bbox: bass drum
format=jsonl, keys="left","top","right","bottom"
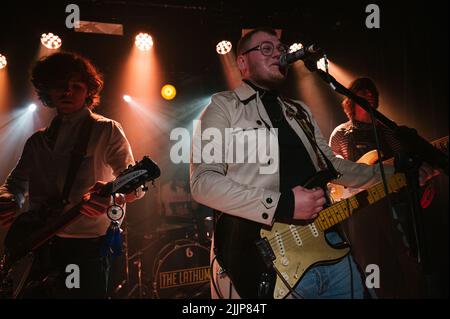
{"left": 152, "top": 240, "right": 211, "bottom": 299}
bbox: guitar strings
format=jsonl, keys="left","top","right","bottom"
{"left": 266, "top": 178, "right": 398, "bottom": 247}
{"left": 266, "top": 185, "right": 386, "bottom": 251}
{"left": 266, "top": 197, "right": 355, "bottom": 246}
{"left": 266, "top": 198, "right": 357, "bottom": 252}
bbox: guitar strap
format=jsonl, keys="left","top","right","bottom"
{"left": 60, "top": 114, "right": 95, "bottom": 206}
{"left": 282, "top": 97, "right": 340, "bottom": 179}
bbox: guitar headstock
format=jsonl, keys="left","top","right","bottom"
{"left": 104, "top": 156, "right": 161, "bottom": 195}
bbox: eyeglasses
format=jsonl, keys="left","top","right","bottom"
{"left": 242, "top": 41, "right": 289, "bottom": 56}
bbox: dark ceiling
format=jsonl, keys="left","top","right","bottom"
{"left": 1, "top": 0, "right": 448, "bottom": 140}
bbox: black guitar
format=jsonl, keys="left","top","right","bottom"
{"left": 0, "top": 156, "right": 160, "bottom": 299}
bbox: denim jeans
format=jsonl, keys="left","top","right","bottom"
{"left": 292, "top": 231, "right": 364, "bottom": 299}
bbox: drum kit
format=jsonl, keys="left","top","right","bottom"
{"left": 113, "top": 215, "right": 214, "bottom": 299}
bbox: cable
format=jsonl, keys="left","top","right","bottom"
{"left": 272, "top": 266, "right": 304, "bottom": 299}
{"left": 210, "top": 255, "right": 224, "bottom": 299}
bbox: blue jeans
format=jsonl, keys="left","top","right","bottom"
{"left": 293, "top": 232, "right": 364, "bottom": 299}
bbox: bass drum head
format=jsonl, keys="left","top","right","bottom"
{"left": 152, "top": 239, "right": 210, "bottom": 299}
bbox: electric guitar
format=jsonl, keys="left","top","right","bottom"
{"left": 0, "top": 156, "right": 160, "bottom": 299}
{"left": 214, "top": 171, "right": 415, "bottom": 299}
{"left": 215, "top": 136, "right": 448, "bottom": 299}
{"left": 329, "top": 135, "right": 448, "bottom": 201}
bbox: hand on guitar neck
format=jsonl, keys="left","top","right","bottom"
{"left": 80, "top": 181, "right": 138, "bottom": 218}
{"left": 418, "top": 162, "right": 440, "bottom": 187}
{"left": 80, "top": 181, "right": 113, "bottom": 218}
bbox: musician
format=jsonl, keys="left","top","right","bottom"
{"left": 328, "top": 77, "right": 425, "bottom": 297}
{"left": 0, "top": 52, "right": 143, "bottom": 298}
{"left": 190, "top": 28, "right": 437, "bottom": 299}
{"left": 329, "top": 77, "right": 404, "bottom": 162}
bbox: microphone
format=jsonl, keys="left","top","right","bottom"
{"left": 279, "top": 44, "right": 322, "bottom": 67}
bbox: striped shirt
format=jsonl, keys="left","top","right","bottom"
{"left": 329, "top": 120, "right": 404, "bottom": 162}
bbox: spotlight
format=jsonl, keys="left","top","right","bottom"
{"left": 41, "top": 33, "right": 62, "bottom": 50}
{"left": 28, "top": 103, "right": 37, "bottom": 112}
{"left": 123, "top": 95, "right": 132, "bottom": 103}
{"left": 0, "top": 54, "right": 6, "bottom": 69}
{"left": 316, "top": 56, "right": 328, "bottom": 72}
{"left": 289, "top": 43, "right": 303, "bottom": 53}
{"left": 216, "top": 40, "right": 232, "bottom": 55}
{"left": 161, "top": 84, "right": 176, "bottom": 100}
{"left": 135, "top": 33, "right": 153, "bottom": 51}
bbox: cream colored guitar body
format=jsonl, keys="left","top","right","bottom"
{"left": 261, "top": 222, "right": 350, "bottom": 299}
{"left": 259, "top": 173, "right": 409, "bottom": 299}
{"left": 329, "top": 150, "right": 378, "bottom": 201}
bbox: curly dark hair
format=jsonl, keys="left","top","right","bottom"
{"left": 31, "top": 52, "right": 103, "bottom": 109}
{"left": 342, "top": 77, "right": 379, "bottom": 121}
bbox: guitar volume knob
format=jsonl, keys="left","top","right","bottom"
{"left": 281, "top": 257, "right": 289, "bottom": 266}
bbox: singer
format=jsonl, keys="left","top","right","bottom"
{"left": 189, "top": 27, "right": 437, "bottom": 299}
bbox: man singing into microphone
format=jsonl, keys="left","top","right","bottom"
{"left": 190, "top": 28, "right": 436, "bottom": 299}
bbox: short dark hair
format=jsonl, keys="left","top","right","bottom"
{"left": 31, "top": 52, "right": 104, "bottom": 109}
{"left": 342, "top": 77, "right": 379, "bottom": 121}
{"left": 236, "top": 27, "right": 278, "bottom": 56}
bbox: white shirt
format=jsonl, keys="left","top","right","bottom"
{"left": 0, "top": 108, "right": 135, "bottom": 238}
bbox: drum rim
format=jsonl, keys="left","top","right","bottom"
{"left": 152, "top": 239, "right": 210, "bottom": 299}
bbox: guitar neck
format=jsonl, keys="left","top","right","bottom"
{"left": 315, "top": 173, "right": 407, "bottom": 231}
{"left": 383, "top": 136, "right": 448, "bottom": 166}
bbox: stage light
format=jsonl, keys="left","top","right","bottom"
{"left": 289, "top": 43, "right": 303, "bottom": 53}
{"left": 0, "top": 54, "right": 7, "bottom": 69}
{"left": 123, "top": 95, "right": 132, "bottom": 103}
{"left": 40, "top": 33, "right": 62, "bottom": 50}
{"left": 28, "top": 103, "right": 37, "bottom": 112}
{"left": 135, "top": 33, "right": 153, "bottom": 51}
{"left": 317, "top": 57, "right": 328, "bottom": 72}
{"left": 161, "top": 84, "right": 176, "bottom": 100}
{"left": 216, "top": 40, "right": 232, "bottom": 55}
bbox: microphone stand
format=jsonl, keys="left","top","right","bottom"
{"left": 309, "top": 64, "right": 449, "bottom": 175}
{"left": 307, "top": 60, "right": 449, "bottom": 294}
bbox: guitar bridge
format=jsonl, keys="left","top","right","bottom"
{"left": 255, "top": 237, "right": 276, "bottom": 270}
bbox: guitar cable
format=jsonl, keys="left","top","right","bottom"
{"left": 210, "top": 255, "right": 225, "bottom": 299}
{"left": 272, "top": 265, "right": 304, "bottom": 299}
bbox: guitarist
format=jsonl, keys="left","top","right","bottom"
{"left": 328, "top": 77, "right": 438, "bottom": 298}
{"left": 0, "top": 52, "right": 144, "bottom": 298}
{"left": 190, "top": 28, "right": 438, "bottom": 299}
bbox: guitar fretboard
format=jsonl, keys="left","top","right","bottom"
{"left": 315, "top": 173, "right": 407, "bottom": 231}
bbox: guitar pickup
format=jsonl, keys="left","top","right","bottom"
{"left": 255, "top": 237, "right": 276, "bottom": 270}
